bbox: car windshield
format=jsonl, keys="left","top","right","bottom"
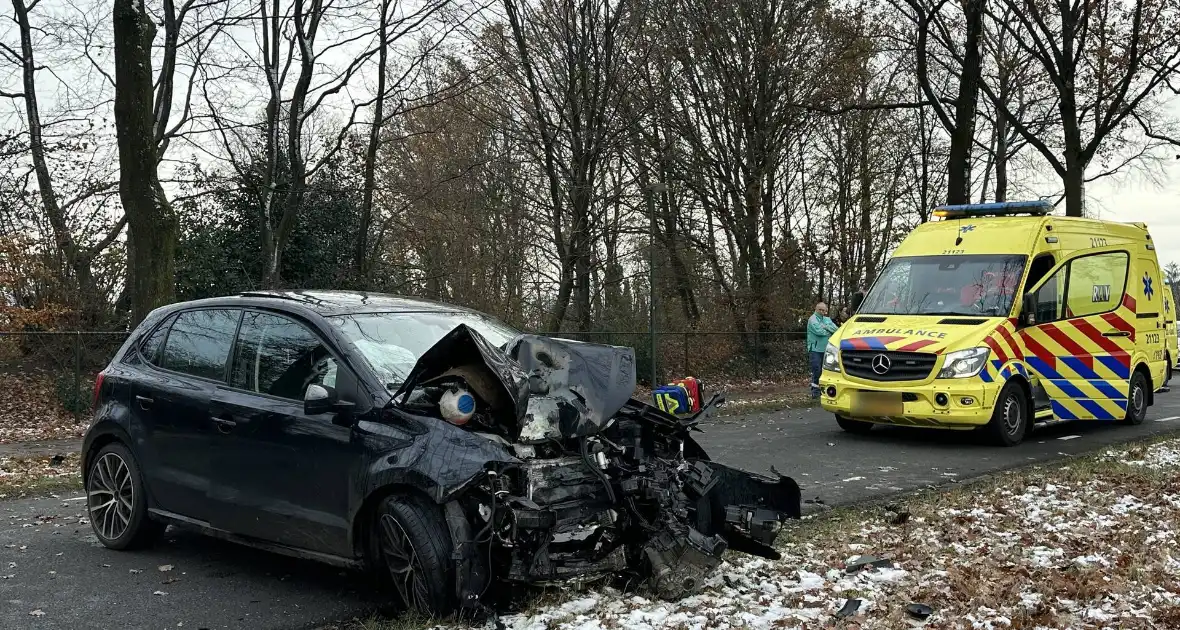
{"left": 859, "top": 254, "right": 1028, "bottom": 317}
{"left": 327, "top": 310, "right": 520, "bottom": 387}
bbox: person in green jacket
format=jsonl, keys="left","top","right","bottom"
{"left": 807, "top": 302, "right": 839, "bottom": 398}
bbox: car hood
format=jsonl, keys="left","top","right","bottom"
{"left": 835, "top": 314, "right": 1007, "bottom": 355}
{"left": 391, "top": 325, "right": 638, "bottom": 442}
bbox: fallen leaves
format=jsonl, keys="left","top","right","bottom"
{"left": 0, "top": 452, "right": 81, "bottom": 498}
{"left": 0, "top": 370, "right": 91, "bottom": 444}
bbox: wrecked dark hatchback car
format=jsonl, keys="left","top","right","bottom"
{"left": 83, "top": 291, "right": 800, "bottom": 616}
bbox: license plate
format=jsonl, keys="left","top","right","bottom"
{"left": 852, "top": 391, "right": 903, "bottom": 417}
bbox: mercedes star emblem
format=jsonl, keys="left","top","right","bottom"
{"left": 871, "top": 354, "right": 891, "bottom": 375}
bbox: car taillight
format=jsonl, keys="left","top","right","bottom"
{"left": 92, "top": 371, "right": 106, "bottom": 409}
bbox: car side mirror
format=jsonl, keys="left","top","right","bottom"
{"left": 1021, "top": 292, "right": 1037, "bottom": 326}
{"left": 305, "top": 384, "right": 355, "bottom": 425}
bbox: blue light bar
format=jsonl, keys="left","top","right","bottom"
{"left": 933, "top": 200, "right": 1052, "bottom": 218}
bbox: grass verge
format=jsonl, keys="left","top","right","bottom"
{"left": 0, "top": 452, "right": 82, "bottom": 499}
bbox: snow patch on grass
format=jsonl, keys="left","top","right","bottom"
{"left": 413, "top": 437, "right": 1180, "bottom": 630}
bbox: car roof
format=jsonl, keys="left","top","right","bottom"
{"left": 155, "top": 290, "right": 488, "bottom": 318}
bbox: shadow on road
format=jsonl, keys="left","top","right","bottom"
{"left": 144, "top": 527, "right": 394, "bottom": 623}
{"left": 835, "top": 417, "right": 1135, "bottom": 449}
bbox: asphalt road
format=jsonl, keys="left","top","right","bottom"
{"left": 5, "top": 397, "right": 1180, "bottom": 629}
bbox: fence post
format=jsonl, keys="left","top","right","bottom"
{"left": 754, "top": 331, "right": 761, "bottom": 381}
{"left": 73, "top": 331, "right": 82, "bottom": 424}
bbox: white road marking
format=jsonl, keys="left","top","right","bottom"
{"left": 1058, "top": 435, "right": 1081, "bottom": 441}
{"left": 1154, "top": 416, "right": 1180, "bottom": 422}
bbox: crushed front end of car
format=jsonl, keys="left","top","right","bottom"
{"left": 389, "top": 325, "right": 802, "bottom": 614}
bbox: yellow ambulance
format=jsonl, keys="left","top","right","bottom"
{"left": 819, "top": 200, "right": 1168, "bottom": 446}
{"left": 1165, "top": 278, "right": 1177, "bottom": 385}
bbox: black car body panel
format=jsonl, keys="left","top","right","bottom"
{"left": 82, "top": 291, "right": 801, "bottom": 616}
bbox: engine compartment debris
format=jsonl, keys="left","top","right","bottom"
{"left": 388, "top": 325, "right": 802, "bottom": 614}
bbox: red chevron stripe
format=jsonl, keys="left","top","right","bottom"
{"left": 984, "top": 335, "right": 1009, "bottom": 363}
{"left": 1123, "top": 294, "right": 1137, "bottom": 313}
{"left": 1072, "top": 318, "right": 1127, "bottom": 356}
{"left": 896, "top": 339, "right": 938, "bottom": 352}
{"left": 1020, "top": 331, "right": 1058, "bottom": 365}
{"left": 845, "top": 338, "right": 871, "bottom": 350}
{"left": 995, "top": 324, "right": 1025, "bottom": 360}
{"left": 981, "top": 337, "right": 1010, "bottom": 363}
{"left": 1101, "top": 312, "right": 1136, "bottom": 341}
{"left": 1042, "top": 323, "right": 1092, "bottom": 367}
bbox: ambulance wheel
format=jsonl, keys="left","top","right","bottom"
{"left": 835, "top": 415, "right": 874, "bottom": 434}
{"left": 1123, "top": 371, "right": 1149, "bottom": 426}
{"left": 984, "top": 382, "right": 1027, "bottom": 447}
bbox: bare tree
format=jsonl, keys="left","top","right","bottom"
{"left": 983, "top": 0, "right": 1180, "bottom": 216}
{"left": 900, "top": 0, "right": 987, "bottom": 206}
{"left": 498, "top": 0, "right": 644, "bottom": 332}
{"left": 113, "top": 0, "right": 177, "bottom": 323}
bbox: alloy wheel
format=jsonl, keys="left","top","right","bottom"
{"left": 378, "top": 513, "right": 430, "bottom": 613}
{"left": 88, "top": 452, "right": 134, "bottom": 541}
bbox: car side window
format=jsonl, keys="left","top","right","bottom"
{"left": 159, "top": 309, "right": 241, "bottom": 381}
{"left": 1065, "top": 252, "right": 1128, "bottom": 319}
{"left": 230, "top": 312, "right": 337, "bottom": 401}
{"left": 139, "top": 315, "right": 175, "bottom": 365}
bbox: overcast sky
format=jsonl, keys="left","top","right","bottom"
{"left": 1088, "top": 157, "right": 1180, "bottom": 270}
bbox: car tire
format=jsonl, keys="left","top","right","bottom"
{"left": 1123, "top": 371, "right": 1149, "bottom": 425}
{"left": 835, "top": 415, "right": 874, "bottom": 434}
{"left": 86, "top": 442, "right": 163, "bottom": 550}
{"left": 984, "top": 382, "right": 1027, "bottom": 447}
{"left": 370, "top": 494, "right": 456, "bottom": 617}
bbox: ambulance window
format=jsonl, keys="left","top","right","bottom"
{"left": 1025, "top": 254, "right": 1055, "bottom": 291}
{"left": 1030, "top": 269, "right": 1063, "bottom": 323}
{"left": 1064, "top": 252, "right": 1128, "bottom": 318}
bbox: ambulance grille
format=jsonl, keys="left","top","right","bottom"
{"left": 841, "top": 350, "right": 937, "bottom": 382}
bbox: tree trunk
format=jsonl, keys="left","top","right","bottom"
{"left": 354, "top": 0, "right": 390, "bottom": 282}
{"left": 995, "top": 110, "right": 1009, "bottom": 201}
{"left": 1063, "top": 154, "right": 1086, "bottom": 217}
{"left": 114, "top": 0, "right": 177, "bottom": 325}
{"left": 945, "top": 0, "right": 985, "bottom": 205}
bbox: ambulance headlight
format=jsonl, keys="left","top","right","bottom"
{"left": 937, "top": 347, "right": 990, "bottom": 379}
{"left": 822, "top": 342, "right": 840, "bottom": 372}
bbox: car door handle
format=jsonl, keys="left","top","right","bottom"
{"left": 1103, "top": 330, "right": 1130, "bottom": 337}
{"left": 135, "top": 395, "right": 153, "bottom": 409}
{"left": 211, "top": 416, "right": 237, "bottom": 432}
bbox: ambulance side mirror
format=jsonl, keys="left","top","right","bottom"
{"left": 1020, "top": 293, "right": 1037, "bottom": 327}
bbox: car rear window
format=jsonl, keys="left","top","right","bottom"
{"left": 160, "top": 309, "right": 241, "bottom": 381}
{"left": 138, "top": 315, "right": 174, "bottom": 365}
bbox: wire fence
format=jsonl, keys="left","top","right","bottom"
{"left": 0, "top": 329, "right": 812, "bottom": 425}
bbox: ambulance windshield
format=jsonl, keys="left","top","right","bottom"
{"left": 859, "top": 254, "right": 1027, "bottom": 317}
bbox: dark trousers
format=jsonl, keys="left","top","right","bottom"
{"left": 809, "top": 351, "right": 823, "bottom": 397}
